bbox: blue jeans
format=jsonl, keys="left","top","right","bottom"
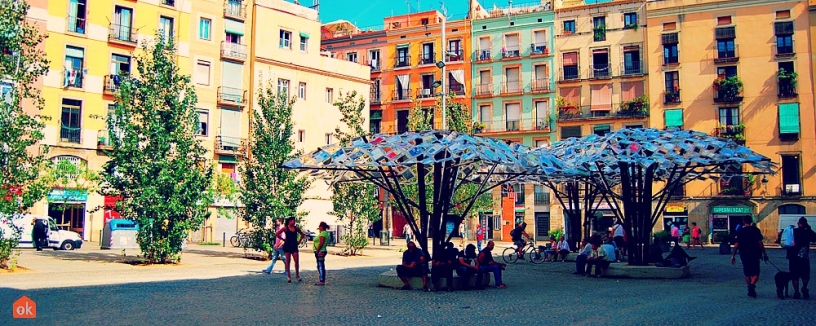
{"left": 263, "top": 248, "right": 287, "bottom": 273}
{"left": 478, "top": 265, "right": 502, "bottom": 286}
{"left": 575, "top": 254, "right": 587, "bottom": 273}
{"left": 477, "top": 240, "right": 483, "bottom": 252}
{"left": 315, "top": 252, "right": 326, "bottom": 282}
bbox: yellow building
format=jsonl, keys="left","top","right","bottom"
{"left": 36, "top": 0, "right": 192, "bottom": 241}
{"left": 251, "top": 0, "right": 371, "bottom": 231}
{"left": 646, "top": 0, "right": 816, "bottom": 240}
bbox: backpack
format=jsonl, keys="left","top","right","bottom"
{"left": 780, "top": 225, "right": 795, "bottom": 248}
{"left": 510, "top": 229, "right": 517, "bottom": 237}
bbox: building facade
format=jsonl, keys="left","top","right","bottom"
{"left": 646, "top": 0, "right": 816, "bottom": 240}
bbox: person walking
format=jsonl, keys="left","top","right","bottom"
{"left": 262, "top": 218, "right": 287, "bottom": 275}
{"left": 690, "top": 222, "right": 704, "bottom": 250}
{"left": 313, "top": 222, "right": 330, "bottom": 286}
{"left": 670, "top": 223, "right": 680, "bottom": 246}
{"left": 788, "top": 217, "right": 815, "bottom": 299}
{"left": 731, "top": 216, "right": 769, "bottom": 298}
{"left": 403, "top": 223, "right": 413, "bottom": 245}
{"left": 475, "top": 223, "right": 485, "bottom": 252}
{"left": 276, "top": 217, "right": 307, "bottom": 283}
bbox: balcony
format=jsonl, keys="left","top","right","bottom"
{"left": 448, "top": 83, "right": 465, "bottom": 96}
{"left": 103, "top": 75, "right": 124, "bottom": 94}
{"left": 530, "top": 43, "right": 549, "bottom": 57}
{"left": 558, "top": 105, "right": 647, "bottom": 122}
{"left": 97, "top": 130, "right": 113, "bottom": 150}
{"left": 393, "top": 88, "right": 411, "bottom": 101}
{"left": 663, "top": 91, "right": 681, "bottom": 105}
{"left": 475, "top": 84, "right": 494, "bottom": 98}
{"left": 224, "top": 1, "right": 247, "bottom": 20}
{"left": 221, "top": 41, "right": 247, "bottom": 62}
{"left": 217, "top": 86, "right": 247, "bottom": 107}
{"left": 108, "top": 23, "right": 138, "bottom": 46}
{"left": 590, "top": 64, "right": 611, "bottom": 79}
{"left": 774, "top": 40, "right": 795, "bottom": 58}
{"left": 713, "top": 76, "right": 743, "bottom": 103}
{"left": 215, "top": 135, "right": 247, "bottom": 156}
{"left": 662, "top": 55, "right": 679, "bottom": 67}
{"left": 475, "top": 50, "right": 492, "bottom": 63}
{"left": 474, "top": 118, "right": 550, "bottom": 134}
{"left": 713, "top": 44, "right": 739, "bottom": 64}
{"left": 593, "top": 26, "right": 607, "bottom": 42}
{"left": 714, "top": 125, "right": 745, "bottom": 145}
{"left": 416, "top": 88, "right": 434, "bottom": 99}
{"left": 446, "top": 49, "right": 464, "bottom": 62}
{"left": 530, "top": 79, "right": 551, "bottom": 93}
{"left": 394, "top": 57, "right": 411, "bottom": 69}
{"left": 370, "top": 90, "right": 381, "bottom": 104}
{"left": 501, "top": 81, "right": 523, "bottom": 95}
{"left": 501, "top": 46, "right": 520, "bottom": 59}
{"left": 60, "top": 125, "right": 81, "bottom": 144}
{"left": 718, "top": 176, "right": 750, "bottom": 196}
{"left": 559, "top": 67, "right": 580, "bottom": 82}
{"left": 369, "top": 59, "right": 381, "bottom": 71}
{"left": 534, "top": 192, "right": 550, "bottom": 205}
{"left": 418, "top": 52, "right": 436, "bottom": 65}
{"left": 777, "top": 70, "right": 797, "bottom": 98}
{"left": 66, "top": 16, "right": 86, "bottom": 34}
{"left": 621, "top": 62, "right": 643, "bottom": 76}
{"left": 61, "top": 69, "right": 84, "bottom": 89}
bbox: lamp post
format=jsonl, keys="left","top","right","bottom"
{"left": 439, "top": 2, "right": 447, "bottom": 130}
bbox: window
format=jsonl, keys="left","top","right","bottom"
{"left": 396, "top": 46, "right": 409, "bottom": 67}
{"left": 778, "top": 61, "right": 796, "bottom": 97}
{"left": 664, "top": 109, "right": 683, "bottom": 129}
{"left": 325, "top": 133, "right": 333, "bottom": 145}
{"left": 561, "top": 126, "right": 581, "bottom": 140}
{"left": 664, "top": 71, "right": 680, "bottom": 103}
{"left": 593, "top": 124, "right": 611, "bottom": 136}
{"left": 370, "top": 111, "right": 381, "bottom": 134}
{"left": 563, "top": 20, "right": 575, "bottom": 34}
{"left": 778, "top": 204, "right": 805, "bottom": 214}
{"left": 110, "top": 54, "right": 131, "bottom": 76}
{"left": 396, "top": 110, "right": 409, "bottom": 133}
{"left": 717, "top": 16, "right": 732, "bottom": 26}
{"left": 532, "top": 31, "right": 547, "bottom": 54}
{"left": 778, "top": 103, "right": 800, "bottom": 135}
{"left": 562, "top": 52, "right": 579, "bottom": 80}
{"left": 593, "top": 17, "right": 606, "bottom": 42}
{"left": 298, "top": 82, "right": 306, "bottom": 99}
{"left": 776, "top": 34, "right": 793, "bottom": 56}
{"left": 195, "top": 60, "right": 210, "bottom": 86}
{"left": 534, "top": 140, "right": 549, "bottom": 148}
{"left": 662, "top": 33, "right": 679, "bottom": 65}
{"left": 297, "top": 130, "right": 305, "bottom": 143}
{"left": 112, "top": 6, "right": 133, "bottom": 42}
{"left": 225, "top": 32, "right": 242, "bottom": 44}
{"left": 718, "top": 107, "right": 739, "bottom": 126}
{"left": 159, "top": 16, "right": 174, "bottom": 43}
{"left": 478, "top": 37, "right": 490, "bottom": 60}
{"left": 624, "top": 13, "right": 638, "bottom": 29}
{"left": 197, "top": 111, "right": 209, "bottom": 136}
{"left": 448, "top": 39, "right": 462, "bottom": 61}
{"left": 199, "top": 18, "right": 211, "bottom": 40}
{"left": 781, "top": 155, "right": 801, "bottom": 195}
{"left": 106, "top": 104, "right": 122, "bottom": 142}
{"left": 716, "top": 39, "right": 736, "bottom": 61}
{"left": 369, "top": 49, "right": 381, "bottom": 69}
{"left": 502, "top": 34, "right": 519, "bottom": 58}
{"left": 325, "top": 88, "right": 333, "bottom": 103}
{"left": 346, "top": 52, "right": 358, "bottom": 63}
{"left": 64, "top": 46, "right": 84, "bottom": 88}
{"left": 67, "top": 0, "right": 87, "bottom": 34}
{"left": 505, "top": 103, "right": 520, "bottom": 131}
{"left": 421, "top": 42, "right": 435, "bottom": 64}
{"left": 300, "top": 34, "right": 308, "bottom": 51}
{"left": 0, "top": 81, "right": 12, "bottom": 105}
{"left": 61, "top": 99, "right": 82, "bottom": 143}
{"left": 279, "top": 30, "right": 292, "bottom": 49}
{"left": 623, "top": 45, "right": 641, "bottom": 75}
{"left": 277, "top": 79, "right": 290, "bottom": 97}
{"left": 716, "top": 66, "right": 737, "bottom": 78}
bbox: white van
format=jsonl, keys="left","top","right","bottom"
{"left": 1, "top": 214, "right": 84, "bottom": 250}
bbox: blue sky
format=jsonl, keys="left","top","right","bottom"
{"left": 307, "top": 0, "right": 472, "bottom": 28}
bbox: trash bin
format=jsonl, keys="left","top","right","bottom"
{"left": 380, "top": 230, "right": 390, "bottom": 246}
{"left": 327, "top": 230, "right": 337, "bottom": 246}
{"left": 101, "top": 219, "right": 139, "bottom": 249}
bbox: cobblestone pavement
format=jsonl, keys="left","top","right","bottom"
{"left": 0, "top": 243, "right": 813, "bottom": 325}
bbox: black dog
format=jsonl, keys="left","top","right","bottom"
{"left": 775, "top": 270, "right": 792, "bottom": 300}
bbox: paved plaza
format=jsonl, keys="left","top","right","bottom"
{"left": 0, "top": 243, "right": 813, "bottom": 325}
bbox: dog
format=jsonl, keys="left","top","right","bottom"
{"left": 774, "top": 270, "right": 792, "bottom": 300}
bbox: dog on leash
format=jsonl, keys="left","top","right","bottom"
{"left": 775, "top": 270, "right": 792, "bottom": 300}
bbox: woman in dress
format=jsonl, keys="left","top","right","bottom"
{"left": 276, "top": 217, "right": 307, "bottom": 283}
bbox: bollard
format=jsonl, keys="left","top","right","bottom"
{"left": 223, "top": 232, "right": 226, "bottom": 247}
{"left": 98, "top": 230, "right": 102, "bottom": 248}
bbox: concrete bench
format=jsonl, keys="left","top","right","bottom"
{"left": 378, "top": 269, "right": 490, "bottom": 290}
{"left": 603, "top": 263, "right": 690, "bottom": 279}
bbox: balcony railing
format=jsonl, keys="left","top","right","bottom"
{"left": 215, "top": 135, "right": 247, "bottom": 156}
{"left": 719, "top": 176, "right": 749, "bottom": 196}
{"left": 66, "top": 16, "right": 86, "bottom": 34}
{"left": 775, "top": 40, "right": 795, "bottom": 58}
{"left": 369, "top": 59, "right": 381, "bottom": 71}
{"left": 419, "top": 52, "right": 435, "bottom": 65}
{"left": 621, "top": 62, "right": 643, "bottom": 76}
{"left": 393, "top": 88, "right": 411, "bottom": 101}
{"left": 60, "top": 125, "right": 81, "bottom": 144}
{"left": 475, "top": 50, "right": 491, "bottom": 62}
{"left": 217, "top": 86, "right": 247, "bottom": 107}
{"left": 530, "top": 43, "right": 549, "bottom": 56}
{"left": 778, "top": 78, "right": 797, "bottom": 98}
{"left": 714, "top": 44, "right": 739, "bottom": 64}
{"left": 395, "top": 57, "right": 411, "bottom": 68}
{"left": 370, "top": 90, "right": 381, "bottom": 104}
{"left": 475, "top": 84, "right": 494, "bottom": 97}
{"left": 715, "top": 125, "right": 745, "bottom": 145}
{"left": 448, "top": 83, "right": 465, "bottom": 96}
{"left": 559, "top": 66, "right": 580, "bottom": 82}
{"left": 663, "top": 91, "right": 681, "bottom": 104}
{"left": 530, "top": 79, "right": 551, "bottom": 93}
{"left": 713, "top": 89, "right": 743, "bottom": 103}
{"left": 534, "top": 192, "right": 550, "bottom": 205}
{"left": 662, "top": 55, "right": 679, "bottom": 66}
{"left": 108, "top": 23, "right": 138, "bottom": 45}
{"left": 221, "top": 41, "right": 247, "bottom": 61}
{"left": 590, "top": 64, "right": 611, "bottom": 79}
{"left": 502, "top": 46, "right": 520, "bottom": 59}
{"left": 558, "top": 105, "right": 648, "bottom": 122}
{"left": 474, "top": 118, "right": 550, "bottom": 133}
{"left": 446, "top": 49, "right": 464, "bottom": 62}
{"left": 61, "top": 69, "right": 84, "bottom": 88}
{"left": 103, "top": 75, "right": 124, "bottom": 94}
{"left": 224, "top": 1, "right": 247, "bottom": 20}
{"left": 416, "top": 88, "right": 434, "bottom": 99}
{"left": 501, "top": 81, "right": 523, "bottom": 95}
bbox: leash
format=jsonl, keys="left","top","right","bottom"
{"left": 765, "top": 259, "right": 784, "bottom": 273}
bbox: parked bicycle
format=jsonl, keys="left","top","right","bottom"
{"left": 502, "top": 240, "right": 546, "bottom": 264}
{"left": 230, "top": 228, "right": 252, "bottom": 248}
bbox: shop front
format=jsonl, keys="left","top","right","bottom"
{"left": 663, "top": 204, "right": 688, "bottom": 232}
{"left": 710, "top": 205, "right": 753, "bottom": 243}
{"left": 46, "top": 189, "right": 88, "bottom": 238}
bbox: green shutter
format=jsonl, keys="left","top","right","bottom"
{"left": 299, "top": 32, "right": 310, "bottom": 38}
{"left": 225, "top": 19, "right": 244, "bottom": 36}
{"left": 779, "top": 103, "right": 800, "bottom": 134}
{"left": 664, "top": 109, "right": 683, "bottom": 128}
{"left": 593, "top": 124, "right": 611, "bottom": 132}
{"left": 370, "top": 110, "right": 382, "bottom": 120}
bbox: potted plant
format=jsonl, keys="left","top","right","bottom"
{"left": 473, "top": 122, "right": 486, "bottom": 133}
{"left": 713, "top": 76, "right": 743, "bottom": 101}
{"left": 777, "top": 68, "right": 798, "bottom": 96}
{"left": 653, "top": 230, "right": 672, "bottom": 252}
{"left": 593, "top": 25, "right": 606, "bottom": 41}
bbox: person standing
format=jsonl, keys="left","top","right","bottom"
{"left": 32, "top": 218, "right": 48, "bottom": 251}
{"left": 612, "top": 220, "right": 625, "bottom": 258}
{"left": 788, "top": 217, "right": 815, "bottom": 299}
{"left": 262, "top": 218, "right": 287, "bottom": 275}
{"left": 670, "top": 223, "right": 680, "bottom": 246}
{"left": 403, "top": 223, "right": 413, "bottom": 245}
{"left": 690, "top": 222, "right": 704, "bottom": 250}
{"left": 459, "top": 221, "right": 466, "bottom": 248}
{"left": 475, "top": 223, "right": 485, "bottom": 252}
{"left": 731, "top": 216, "right": 769, "bottom": 298}
{"left": 313, "top": 222, "right": 330, "bottom": 286}
{"left": 276, "top": 217, "right": 307, "bottom": 283}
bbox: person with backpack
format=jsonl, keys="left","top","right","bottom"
{"left": 787, "top": 217, "right": 816, "bottom": 299}
{"left": 511, "top": 222, "right": 530, "bottom": 259}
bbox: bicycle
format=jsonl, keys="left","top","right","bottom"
{"left": 502, "top": 240, "right": 546, "bottom": 264}
{"left": 229, "top": 229, "right": 252, "bottom": 248}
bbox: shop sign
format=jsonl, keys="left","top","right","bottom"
{"left": 47, "top": 189, "right": 88, "bottom": 202}
{"left": 711, "top": 206, "right": 751, "bottom": 215}
{"left": 665, "top": 205, "right": 686, "bottom": 213}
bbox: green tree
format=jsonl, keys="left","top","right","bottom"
{"left": 99, "top": 35, "right": 213, "bottom": 264}
{"left": 329, "top": 91, "right": 380, "bottom": 255}
{"left": 239, "top": 83, "right": 310, "bottom": 258}
{"left": 0, "top": 0, "right": 50, "bottom": 268}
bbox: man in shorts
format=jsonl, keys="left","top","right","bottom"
{"left": 396, "top": 241, "right": 429, "bottom": 291}
{"left": 690, "top": 222, "right": 704, "bottom": 250}
{"left": 731, "top": 216, "right": 768, "bottom": 298}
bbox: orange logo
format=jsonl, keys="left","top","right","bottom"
{"left": 13, "top": 296, "right": 36, "bottom": 319}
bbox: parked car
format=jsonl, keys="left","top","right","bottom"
{"left": 1, "top": 214, "right": 83, "bottom": 250}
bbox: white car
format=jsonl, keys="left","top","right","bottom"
{"left": 1, "top": 214, "right": 84, "bottom": 250}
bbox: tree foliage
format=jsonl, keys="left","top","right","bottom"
{"left": 328, "top": 91, "right": 380, "bottom": 255}
{"left": 0, "top": 0, "right": 50, "bottom": 268}
{"left": 100, "top": 36, "right": 212, "bottom": 264}
{"left": 41, "top": 159, "right": 101, "bottom": 222}
{"left": 239, "top": 83, "right": 310, "bottom": 258}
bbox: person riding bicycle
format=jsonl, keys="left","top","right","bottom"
{"left": 512, "top": 222, "right": 530, "bottom": 258}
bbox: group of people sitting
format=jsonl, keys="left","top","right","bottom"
{"left": 574, "top": 236, "right": 619, "bottom": 277}
{"left": 395, "top": 240, "right": 507, "bottom": 292}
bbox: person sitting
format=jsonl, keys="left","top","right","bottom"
{"left": 476, "top": 241, "right": 507, "bottom": 289}
{"left": 456, "top": 244, "right": 480, "bottom": 290}
{"left": 647, "top": 237, "right": 664, "bottom": 264}
{"left": 586, "top": 238, "right": 614, "bottom": 277}
{"left": 543, "top": 236, "right": 557, "bottom": 262}
{"left": 396, "top": 242, "right": 429, "bottom": 291}
{"left": 664, "top": 243, "right": 696, "bottom": 267}
{"left": 431, "top": 242, "right": 459, "bottom": 292}
{"left": 555, "top": 235, "right": 571, "bottom": 262}
{"left": 575, "top": 238, "right": 592, "bottom": 275}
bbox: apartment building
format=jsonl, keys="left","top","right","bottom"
{"left": 646, "top": 0, "right": 816, "bottom": 240}
{"left": 252, "top": 0, "right": 371, "bottom": 231}
{"left": 35, "top": 0, "right": 192, "bottom": 241}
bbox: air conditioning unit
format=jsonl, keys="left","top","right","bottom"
{"left": 785, "top": 184, "right": 801, "bottom": 194}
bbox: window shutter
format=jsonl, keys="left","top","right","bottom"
{"left": 664, "top": 109, "right": 683, "bottom": 128}
{"left": 778, "top": 103, "right": 800, "bottom": 134}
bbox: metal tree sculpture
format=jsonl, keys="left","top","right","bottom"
{"left": 282, "top": 130, "right": 571, "bottom": 261}
{"left": 553, "top": 128, "right": 775, "bottom": 265}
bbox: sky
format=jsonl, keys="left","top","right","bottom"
{"left": 306, "top": 0, "right": 473, "bottom": 28}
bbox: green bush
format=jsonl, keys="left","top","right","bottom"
{"left": 653, "top": 230, "right": 671, "bottom": 243}
{"left": 548, "top": 229, "right": 564, "bottom": 241}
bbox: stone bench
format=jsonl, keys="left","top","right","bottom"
{"left": 378, "top": 269, "right": 491, "bottom": 290}
{"left": 602, "top": 263, "right": 690, "bottom": 279}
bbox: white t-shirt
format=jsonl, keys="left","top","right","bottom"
{"left": 557, "top": 240, "right": 570, "bottom": 251}
{"left": 601, "top": 244, "right": 617, "bottom": 261}
{"left": 613, "top": 224, "right": 624, "bottom": 237}
{"left": 403, "top": 224, "right": 412, "bottom": 235}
